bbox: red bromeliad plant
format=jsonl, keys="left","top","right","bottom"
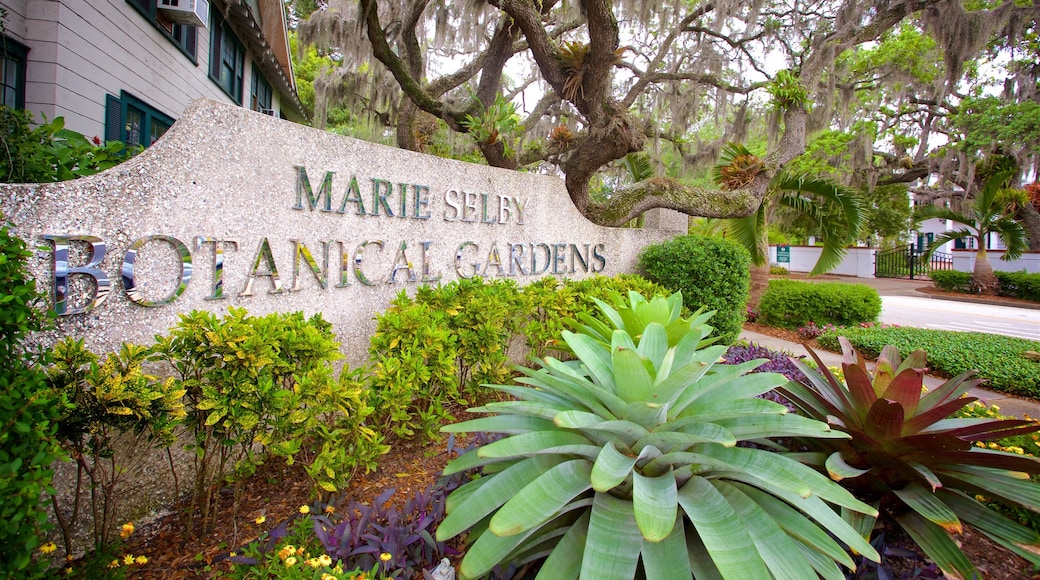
{"left": 779, "top": 337, "right": 1040, "bottom": 579}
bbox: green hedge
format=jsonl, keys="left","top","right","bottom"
{"left": 637, "top": 235, "right": 750, "bottom": 344}
{"left": 930, "top": 270, "right": 973, "bottom": 293}
{"left": 818, "top": 326, "right": 1040, "bottom": 399}
{"left": 996, "top": 270, "right": 1040, "bottom": 302}
{"left": 0, "top": 220, "right": 66, "bottom": 577}
{"left": 758, "top": 279, "right": 881, "bottom": 329}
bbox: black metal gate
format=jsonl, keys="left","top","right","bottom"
{"left": 875, "top": 244, "right": 954, "bottom": 279}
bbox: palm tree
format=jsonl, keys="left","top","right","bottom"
{"left": 919, "top": 169, "right": 1028, "bottom": 292}
{"left": 713, "top": 143, "right": 863, "bottom": 310}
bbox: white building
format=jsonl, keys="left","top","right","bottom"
{"left": 0, "top": 0, "right": 304, "bottom": 147}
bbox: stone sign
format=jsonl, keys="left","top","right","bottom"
{"left": 1, "top": 99, "right": 685, "bottom": 362}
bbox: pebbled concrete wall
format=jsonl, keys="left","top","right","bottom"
{"left": 2, "top": 98, "right": 686, "bottom": 364}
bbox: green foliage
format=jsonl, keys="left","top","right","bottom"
{"left": 0, "top": 106, "right": 137, "bottom": 183}
{"left": 780, "top": 339, "right": 1040, "bottom": 577}
{"left": 840, "top": 24, "right": 942, "bottom": 85}
{"left": 767, "top": 69, "right": 810, "bottom": 111}
{"left": 862, "top": 183, "right": 913, "bottom": 244}
{"left": 758, "top": 279, "right": 881, "bottom": 329}
{"left": 151, "top": 309, "right": 378, "bottom": 534}
{"left": 47, "top": 339, "right": 186, "bottom": 549}
{"left": 638, "top": 234, "right": 751, "bottom": 343}
{"left": 461, "top": 94, "right": 523, "bottom": 153}
{"left": 930, "top": 270, "right": 974, "bottom": 293}
{"left": 367, "top": 275, "right": 677, "bottom": 441}
{"left": 368, "top": 292, "right": 461, "bottom": 442}
{"left": 817, "top": 326, "right": 1040, "bottom": 399}
{"left": 438, "top": 291, "right": 880, "bottom": 579}
{"left": 995, "top": 270, "right": 1040, "bottom": 302}
{"left": 951, "top": 97, "right": 1040, "bottom": 158}
{"left": 0, "top": 219, "right": 66, "bottom": 577}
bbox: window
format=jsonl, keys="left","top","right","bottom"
{"left": 126, "top": 0, "right": 198, "bottom": 62}
{"left": 250, "top": 67, "right": 273, "bottom": 114}
{"left": 209, "top": 9, "right": 244, "bottom": 104}
{"left": 105, "top": 91, "right": 174, "bottom": 148}
{"left": 1, "top": 36, "right": 28, "bottom": 109}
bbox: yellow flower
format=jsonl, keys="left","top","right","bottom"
{"left": 278, "top": 546, "right": 294, "bottom": 560}
{"left": 325, "top": 505, "right": 336, "bottom": 515}
{"left": 64, "top": 568, "right": 73, "bottom": 575}
{"left": 321, "top": 574, "right": 336, "bottom": 580}
{"left": 307, "top": 557, "right": 321, "bottom": 568}
{"left": 39, "top": 542, "right": 57, "bottom": 554}
{"left": 229, "top": 552, "right": 237, "bottom": 558}
{"left": 120, "top": 522, "right": 135, "bottom": 539}
{"left": 255, "top": 515, "right": 266, "bottom": 525}
{"left": 108, "top": 559, "right": 120, "bottom": 569}
{"left": 380, "top": 552, "right": 392, "bottom": 562}
{"left": 135, "top": 555, "right": 148, "bottom": 565}
{"left": 285, "top": 556, "right": 297, "bottom": 567}
{"left": 299, "top": 505, "right": 311, "bottom": 514}
{"left": 318, "top": 554, "right": 332, "bottom": 567}
{"left": 124, "top": 554, "right": 136, "bottom": 565}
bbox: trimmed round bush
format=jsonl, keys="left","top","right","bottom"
{"left": 758, "top": 279, "right": 880, "bottom": 329}
{"left": 638, "top": 234, "right": 750, "bottom": 344}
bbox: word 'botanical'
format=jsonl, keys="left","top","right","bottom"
{"left": 45, "top": 235, "right": 606, "bottom": 315}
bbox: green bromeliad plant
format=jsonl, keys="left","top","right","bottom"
{"left": 437, "top": 291, "right": 881, "bottom": 579}
{"left": 779, "top": 338, "right": 1040, "bottom": 578}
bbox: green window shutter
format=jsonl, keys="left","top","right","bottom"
{"left": 105, "top": 94, "right": 123, "bottom": 143}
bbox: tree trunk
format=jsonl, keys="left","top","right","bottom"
{"left": 972, "top": 244, "right": 998, "bottom": 293}
{"left": 748, "top": 262, "right": 771, "bottom": 313}
{"left": 748, "top": 226, "right": 771, "bottom": 312}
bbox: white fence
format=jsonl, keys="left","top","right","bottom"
{"left": 769, "top": 245, "right": 1040, "bottom": 278}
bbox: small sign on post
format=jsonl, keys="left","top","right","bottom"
{"left": 777, "top": 245, "right": 790, "bottom": 263}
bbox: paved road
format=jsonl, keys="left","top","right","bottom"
{"left": 880, "top": 295, "right": 1040, "bottom": 341}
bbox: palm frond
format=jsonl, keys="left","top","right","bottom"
{"left": 726, "top": 205, "right": 768, "bottom": 266}
{"left": 772, "top": 173, "right": 863, "bottom": 275}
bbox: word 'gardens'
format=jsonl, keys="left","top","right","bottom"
{"left": 45, "top": 166, "right": 608, "bottom": 315}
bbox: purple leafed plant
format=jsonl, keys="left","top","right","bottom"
{"left": 723, "top": 342, "right": 804, "bottom": 410}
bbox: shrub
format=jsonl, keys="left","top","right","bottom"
{"left": 0, "top": 219, "right": 67, "bottom": 577}
{"left": 368, "top": 275, "right": 679, "bottom": 441}
{"left": 638, "top": 234, "right": 751, "bottom": 344}
{"left": 930, "top": 270, "right": 974, "bottom": 293}
{"left": 779, "top": 339, "right": 1040, "bottom": 578}
{"left": 817, "top": 326, "right": 1040, "bottom": 399}
{"left": 758, "top": 279, "right": 880, "bottom": 329}
{"left": 47, "top": 340, "right": 186, "bottom": 551}
{"left": 0, "top": 106, "right": 136, "bottom": 183}
{"left": 996, "top": 270, "right": 1040, "bottom": 302}
{"left": 437, "top": 291, "right": 879, "bottom": 578}
{"left": 151, "top": 309, "right": 378, "bottom": 535}
{"left": 368, "top": 291, "right": 464, "bottom": 442}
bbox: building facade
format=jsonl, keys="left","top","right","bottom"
{"left": 0, "top": 0, "right": 304, "bottom": 147}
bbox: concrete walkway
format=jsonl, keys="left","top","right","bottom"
{"left": 739, "top": 275, "right": 1040, "bottom": 420}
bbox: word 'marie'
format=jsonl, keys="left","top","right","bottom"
{"left": 292, "top": 166, "right": 529, "bottom": 224}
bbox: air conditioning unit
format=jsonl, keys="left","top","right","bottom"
{"left": 158, "top": 0, "right": 209, "bottom": 28}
